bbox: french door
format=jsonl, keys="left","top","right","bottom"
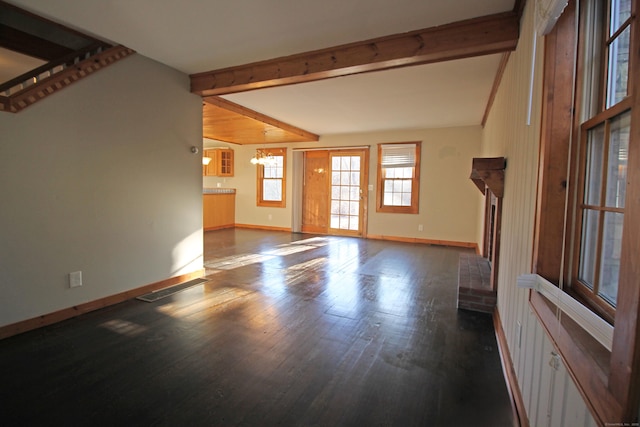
{"left": 302, "top": 149, "right": 368, "bottom": 237}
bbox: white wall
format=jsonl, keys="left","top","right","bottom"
{"left": 0, "top": 54, "right": 203, "bottom": 327}
{"left": 206, "top": 127, "right": 483, "bottom": 245}
{"left": 482, "top": 1, "right": 597, "bottom": 425}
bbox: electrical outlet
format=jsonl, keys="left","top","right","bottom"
{"left": 418, "top": 224, "right": 424, "bottom": 232}
{"left": 69, "top": 271, "right": 82, "bottom": 288}
{"left": 268, "top": 214, "right": 273, "bottom": 221}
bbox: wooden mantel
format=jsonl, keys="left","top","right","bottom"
{"left": 470, "top": 157, "right": 506, "bottom": 198}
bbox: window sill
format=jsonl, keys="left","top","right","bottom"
{"left": 528, "top": 282, "right": 622, "bottom": 424}
{"left": 375, "top": 206, "right": 418, "bottom": 214}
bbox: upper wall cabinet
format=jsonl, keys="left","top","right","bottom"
{"left": 203, "top": 148, "right": 234, "bottom": 177}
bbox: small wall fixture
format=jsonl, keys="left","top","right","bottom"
{"left": 190, "top": 146, "right": 199, "bottom": 154}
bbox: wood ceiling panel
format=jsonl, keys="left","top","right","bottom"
{"left": 202, "top": 96, "right": 319, "bottom": 145}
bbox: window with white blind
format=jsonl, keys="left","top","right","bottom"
{"left": 376, "top": 142, "right": 421, "bottom": 214}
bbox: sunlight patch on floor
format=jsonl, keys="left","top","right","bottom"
{"left": 262, "top": 244, "right": 318, "bottom": 256}
{"left": 100, "top": 319, "right": 148, "bottom": 337}
{"left": 155, "top": 286, "right": 255, "bottom": 319}
{"left": 290, "top": 237, "right": 331, "bottom": 246}
{"left": 204, "top": 253, "right": 275, "bottom": 270}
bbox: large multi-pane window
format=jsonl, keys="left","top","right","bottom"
{"left": 574, "top": 0, "right": 632, "bottom": 320}
{"left": 532, "top": 0, "right": 639, "bottom": 421}
{"left": 376, "top": 142, "right": 421, "bottom": 214}
{"left": 256, "top": 148, "right": 286, "bottom": 207}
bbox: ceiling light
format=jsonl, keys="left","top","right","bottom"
{"left": 250, "top": 149, "right": 277, "bottom": 166}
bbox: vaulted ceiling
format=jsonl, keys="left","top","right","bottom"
{"left": 3, "top": 0, "right": 521, "bottom": 143}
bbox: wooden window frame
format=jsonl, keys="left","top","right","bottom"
{"left": 256, "top": 147, "right": 287, "bottom": 208}
{"left": 531, "top": 0, "right": 640, "bottom": 423}
{"left": 375, "top": 142, "right": 421, "bottom": 214}
{"left": 573, "top": 100, "right": 631, "bottom": 323}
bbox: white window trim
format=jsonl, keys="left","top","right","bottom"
{"left": 518, "top": 273, "right": 614, "bottom": 350}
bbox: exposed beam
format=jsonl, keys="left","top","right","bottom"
{"left": 0, "top": 24, "right": 73, "bottom": 60}
{"left": 482, "top": 52, "right": 511, "bottom": 127}
{"left": 191, "top": 12, "right": 520, "bottom": 96}
{"left": 203, "top": 96, "right": 319, "bottom": 144}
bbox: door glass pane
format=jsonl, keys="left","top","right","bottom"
{"left": 349, "top": 201, "right": 359, "bottom": 215}
{"left": 340, "top": 187, "right": 350, "bottom": 201}
{"left": 351, "top": 156, "right": 360, "bottom": 171}
{"left": 584, "top": 124, "right": 605, "bottom": 205}
{"left": 331, "top": 171, "right": 340, "bottom": 185}
{"left": 349, "top": 215, "right": 359, "bottom": 231}
{"left": 605, "top": 111, "right": 630, "bottom": 207}
{"left": 579, "top": 209, "right": 599, "bottom": 289}
{"left": 349, "top": 187, "right": 359, "bottom": 201}
{"left": 599, "top": 212, "right": 623, "bottom": 306}
{"left": 330, "top": 155, "right": 362, "bottom": 231}
{"left": 330, "top": 200, "right": 339, "bottom": 214}
{"left": 332, "top": 156, "right": 340, "bottom": 170}
{"left": 341, "top": 157, "right": 350, "bottom": 170}
{"left": 331, "top": 186, "right": 340, "bottom": 199}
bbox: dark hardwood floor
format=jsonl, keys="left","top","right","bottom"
{"left": 0, "top": 229, "right": 515, "bottom": 426}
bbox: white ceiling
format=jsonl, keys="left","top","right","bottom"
{"left": 6, "top": 0, "right": 516, "bottom": 136}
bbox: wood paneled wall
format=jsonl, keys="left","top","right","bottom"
{"left": 482, "top": 1, "right": 597, "bottom": 425}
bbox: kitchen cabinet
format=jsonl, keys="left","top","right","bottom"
{"left": 203, "top": 148, "right": 234, "bottom": 177}
{"left": 203, "top": 189, "right": 235, "bottom": 230}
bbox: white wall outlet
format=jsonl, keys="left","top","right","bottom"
{"left": 268, "top": 214, "right": 273, "bottom": 221}
{"left": 368, "top": 184, "right": 373, "bottom": 191}
{"left": 418, "top": 224, "right": 424, "bottom": 232}
{"left": 69, "top": 271, "right": 82, "bottom": 288}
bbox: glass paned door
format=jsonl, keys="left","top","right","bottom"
{"left": 329, "top": 151, "right": 366, "bottom": 236}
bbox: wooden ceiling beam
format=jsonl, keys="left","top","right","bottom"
{"left": 0, "top": 24, "right": 74, "bottom": 60}
{"left": 191, "top": 12, "right": 520, "bottom": 96}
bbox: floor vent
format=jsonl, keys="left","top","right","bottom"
{"left": 136, "top": 278, "right": 209, "bottom": 302}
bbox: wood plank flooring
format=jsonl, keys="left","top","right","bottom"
{"left": 0, "top": 229, "right": 515, "bottom": 426}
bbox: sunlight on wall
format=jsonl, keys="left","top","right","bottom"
{"left": 171, "top": 230, "right": 204, "bottom": 276}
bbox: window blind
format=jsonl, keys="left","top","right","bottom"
{"left": 380, "top": 144, "right": 416, "bottom": 168}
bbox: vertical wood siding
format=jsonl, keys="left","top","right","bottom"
{"left": 481, "top": 1, "right": 597, "bottom": 425}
